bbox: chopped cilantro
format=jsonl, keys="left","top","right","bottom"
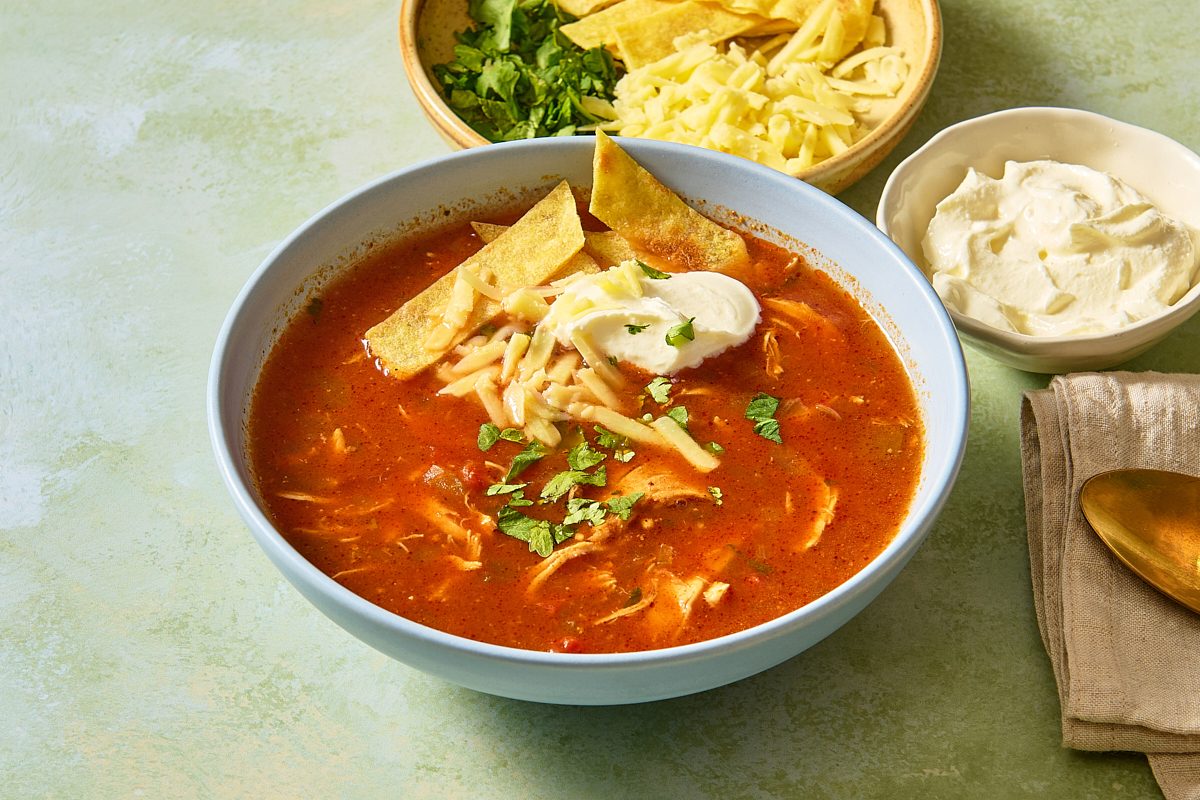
{"left": 624, "top": 323, "right": 649, "bottom": 335}
{"left": 504, "top": 440, "right": 548, "bottom": 481}
{"left": 594, "top": 425, "right": 627, "bottom": 450}
{"left": 745, "top": 392, "right": 783, "bottom": 444}
{"left": 645, "top": 376, "right": 672, "bottom": 404}
{"left": 665, "top": 405, "right": 689, "bottom": 431}
{"left": 705, "top": 441, "right": 725, "bottom": 455}
{"left": 623, "top": 587, "right": 643, "bottom": 607}
{"left": 497, "top": 505, "right": 573, "bottom": 557}
{"left": 478, "top": 423, "right": 525, "bottom": 451}
{"left": 665, "top": 317, "right": 696, "bottom": 347}
{"left": 506, "top": 490, "right": 534, "bottom": 507}
{"left": 563, "top": 497, "right": 607, "bottom": 526}
{"left": 566, "top": 440, "right": 606, "bottom": 471}
{"left": 594, "top": 424, "right": 635, "bottom": 463}
{"left": 431, "top": 0, "right": 621, "bottom": 143}
{"left": 540, "top": 465, "right": 607, "bottom": 502}
{"left": 708, "top": 486, "right": 724, "bottom": 505}
{"left": 607, "top": 355, "right": 619, "bottom": 366}
{"left": 637, "top": 261, "right": 671, "bottom": 280}
{"left": 753, "top": 418, "right": 782, "bottom": 443}
{"left": 604, "top": 492, "right": 643, "bottom": 520}
{"left": 486, "top": 482, "right": 527, "bottom": 495}
{"left": 745, "top": 393, "right": 780, "bottom": 420}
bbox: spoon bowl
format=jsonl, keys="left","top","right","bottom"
{"left": 1080, "top": 469, "right": 1200, "bottom": 614}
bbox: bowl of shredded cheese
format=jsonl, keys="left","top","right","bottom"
{"left": 400, "top": 0, "right": 941, "bottom": 194}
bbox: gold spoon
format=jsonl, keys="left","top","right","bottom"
{"left": 1080, "top": 469, "right": 1200, "bottom": 614}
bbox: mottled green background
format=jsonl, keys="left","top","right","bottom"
{"left": 3, "top": 0, "right": 1198, "bottom": 797}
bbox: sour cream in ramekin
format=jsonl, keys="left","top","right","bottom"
{"left": 922, "top": 160, "right": 1198, "bottom": 336}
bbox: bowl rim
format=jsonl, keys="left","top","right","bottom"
{"left": 397, "top": 0, "right": 944, "bottom": 186}
{"left": 877, "top": 105, "right": 1200, "bottom": 353}
{"left": 208, "top": 136, "right": 969, "bottom": 671}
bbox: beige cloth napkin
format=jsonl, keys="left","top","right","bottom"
{"left": 1022, "top": 372, "right": 1200, "bottom": 800}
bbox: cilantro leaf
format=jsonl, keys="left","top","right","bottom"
{"left": 637, "top": 260, "right": 671, "bottom": 280}
{"left": 745, "top": 392, "right": 780, "bottom": 421}
{"left": 594, "top": 424, "right": 635, "bottom": 463}
{"left": 540, "top": 465, "right": 607, "bottom": 502}
{"left": 625, "top": 323, "right": 649, "bottom": 335}
{"left": 505, "top": 440, "right": 548, "bottom": 481}
{"left": 745, "top": 392, "right": 783, "bottom": 444}
{"left": 566, "top": 440, "right": 607, "bottom": 471}
{"left": 753, "top": 418, "right": 782, "bottom": 444}
{"left": 604, "top": 492, "right": 643, "bottom": 520}
{"left": 496, "top": 505, "right": 574, "bottom": 557}
{"left": 665, "top": 405, "right": 689, "bottom": 431}
{"left": 665, "top": 317, "right": 696, "bottom": 347}
{"left": 705, "top": 441, "right": 725, "bottom": 455}
{"left": 623, "top": 587, "right": 643, "bottom": 607}
{"left": 506, "top": 490, "right": 534, "bottom": 507}
{"left": 486, "top": 482, "right": 527, "bottom": 495}
{"left": 708, "top": 486, "right": 724, "bottom": 505}
{"left": 593, "top": 425, "right": 627, "bottom": 450}
{"left": 563, "top": 498, "right": 607, "bottom": 526}
{"left": 478, "top": 423, "right": 524, "bottom": 451}
{"left": 644, "top": 376, "right": 672, "bottom": 404}
{"left": 478, "top": 423, "right": 502, "bottom": 451}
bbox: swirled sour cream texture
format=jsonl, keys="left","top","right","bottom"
{"left": 543, "top": 260, "right": 760, "bottom": 374}
{"left": 922, "top": 160, "right": 1198, "bottom": 336}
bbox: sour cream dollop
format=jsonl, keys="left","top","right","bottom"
{"left": 543, "top": 260, "right": 760, "bottom": 374}
{"left": 922, "top": 160, "right": 1198, "bottom": 336}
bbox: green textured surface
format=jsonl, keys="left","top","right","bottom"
{"left": 3, "top": 0, "right": 1198, "bottom": 797}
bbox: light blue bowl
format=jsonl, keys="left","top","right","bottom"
{"left": 208, "top": 137, "right": 969, "bottom": 705}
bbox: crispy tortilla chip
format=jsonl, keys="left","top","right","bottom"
{"left": 613, "top": 2, "right": 762, "bottom": 70}
{"left": 553, "top": 0, "right": 622, "bottom": 17}
{"left": 367, "top": 182, "right": 585, "bottom": 379}
{"left": 471, "top": 222, "right": 603, "bottom": 276}
{"left": 589, "top": 131, "right": 748, "bottom": 274}
{"left": 473, "top": 222, "right": 638, "bottom": 269}
{"left": 559, "top": 0, "right": 674, "bottom": 53}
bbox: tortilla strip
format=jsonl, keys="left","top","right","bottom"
{"left": 559, "top": 0, "right": 675, "bottom": 53}
{"left": 473, "top": 222, "right": 638, "bottom": 268}
{"left": 589, "top": 131, "right": 748, "bottom": 274}
{"left": 367, "top": 182, "right": 585, "bottom": 379}
{"left": 553, "top": 0, "right": 623, "bottom": 17}
{"left": 613, "top": 2, "right": 763, "bottom": 70}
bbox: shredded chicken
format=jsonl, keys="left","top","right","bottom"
{"left": 802, "top": 482, "right": 839, "bottom": 550}
{"left": 526, "top": 540, "right": 602, "bottom": 593}
{"left": 595, "top": 588, "right": 657, "bottom": 624}
{"left": 612, "top": 465, "right": 710, "bottom": 506}
{"left": 762, "top": 330, "right": 784, "bottom": 378}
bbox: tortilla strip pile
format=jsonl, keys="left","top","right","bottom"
{"left": 560, "top": 0, "right": 874, "bottom": 66}
{"left": 367, "top": 135, "right": 750, "bottom": 381}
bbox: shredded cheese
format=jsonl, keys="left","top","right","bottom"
{"left": 611, "top": 3, "right": 908, "bottom": 176}
{"left": 649, "top": 417, "right": 720, "bottom": 472}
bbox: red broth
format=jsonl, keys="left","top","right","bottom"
{"left": 247, "top": 215, "right": 923, "bottom": 653}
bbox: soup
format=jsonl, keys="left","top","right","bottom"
{"left": 247, "top": 137, "right": 923, "bottom": 653}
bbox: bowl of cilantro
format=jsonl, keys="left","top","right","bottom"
{"left": 401, "top": 0, "right": 622, "bottom": 145}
